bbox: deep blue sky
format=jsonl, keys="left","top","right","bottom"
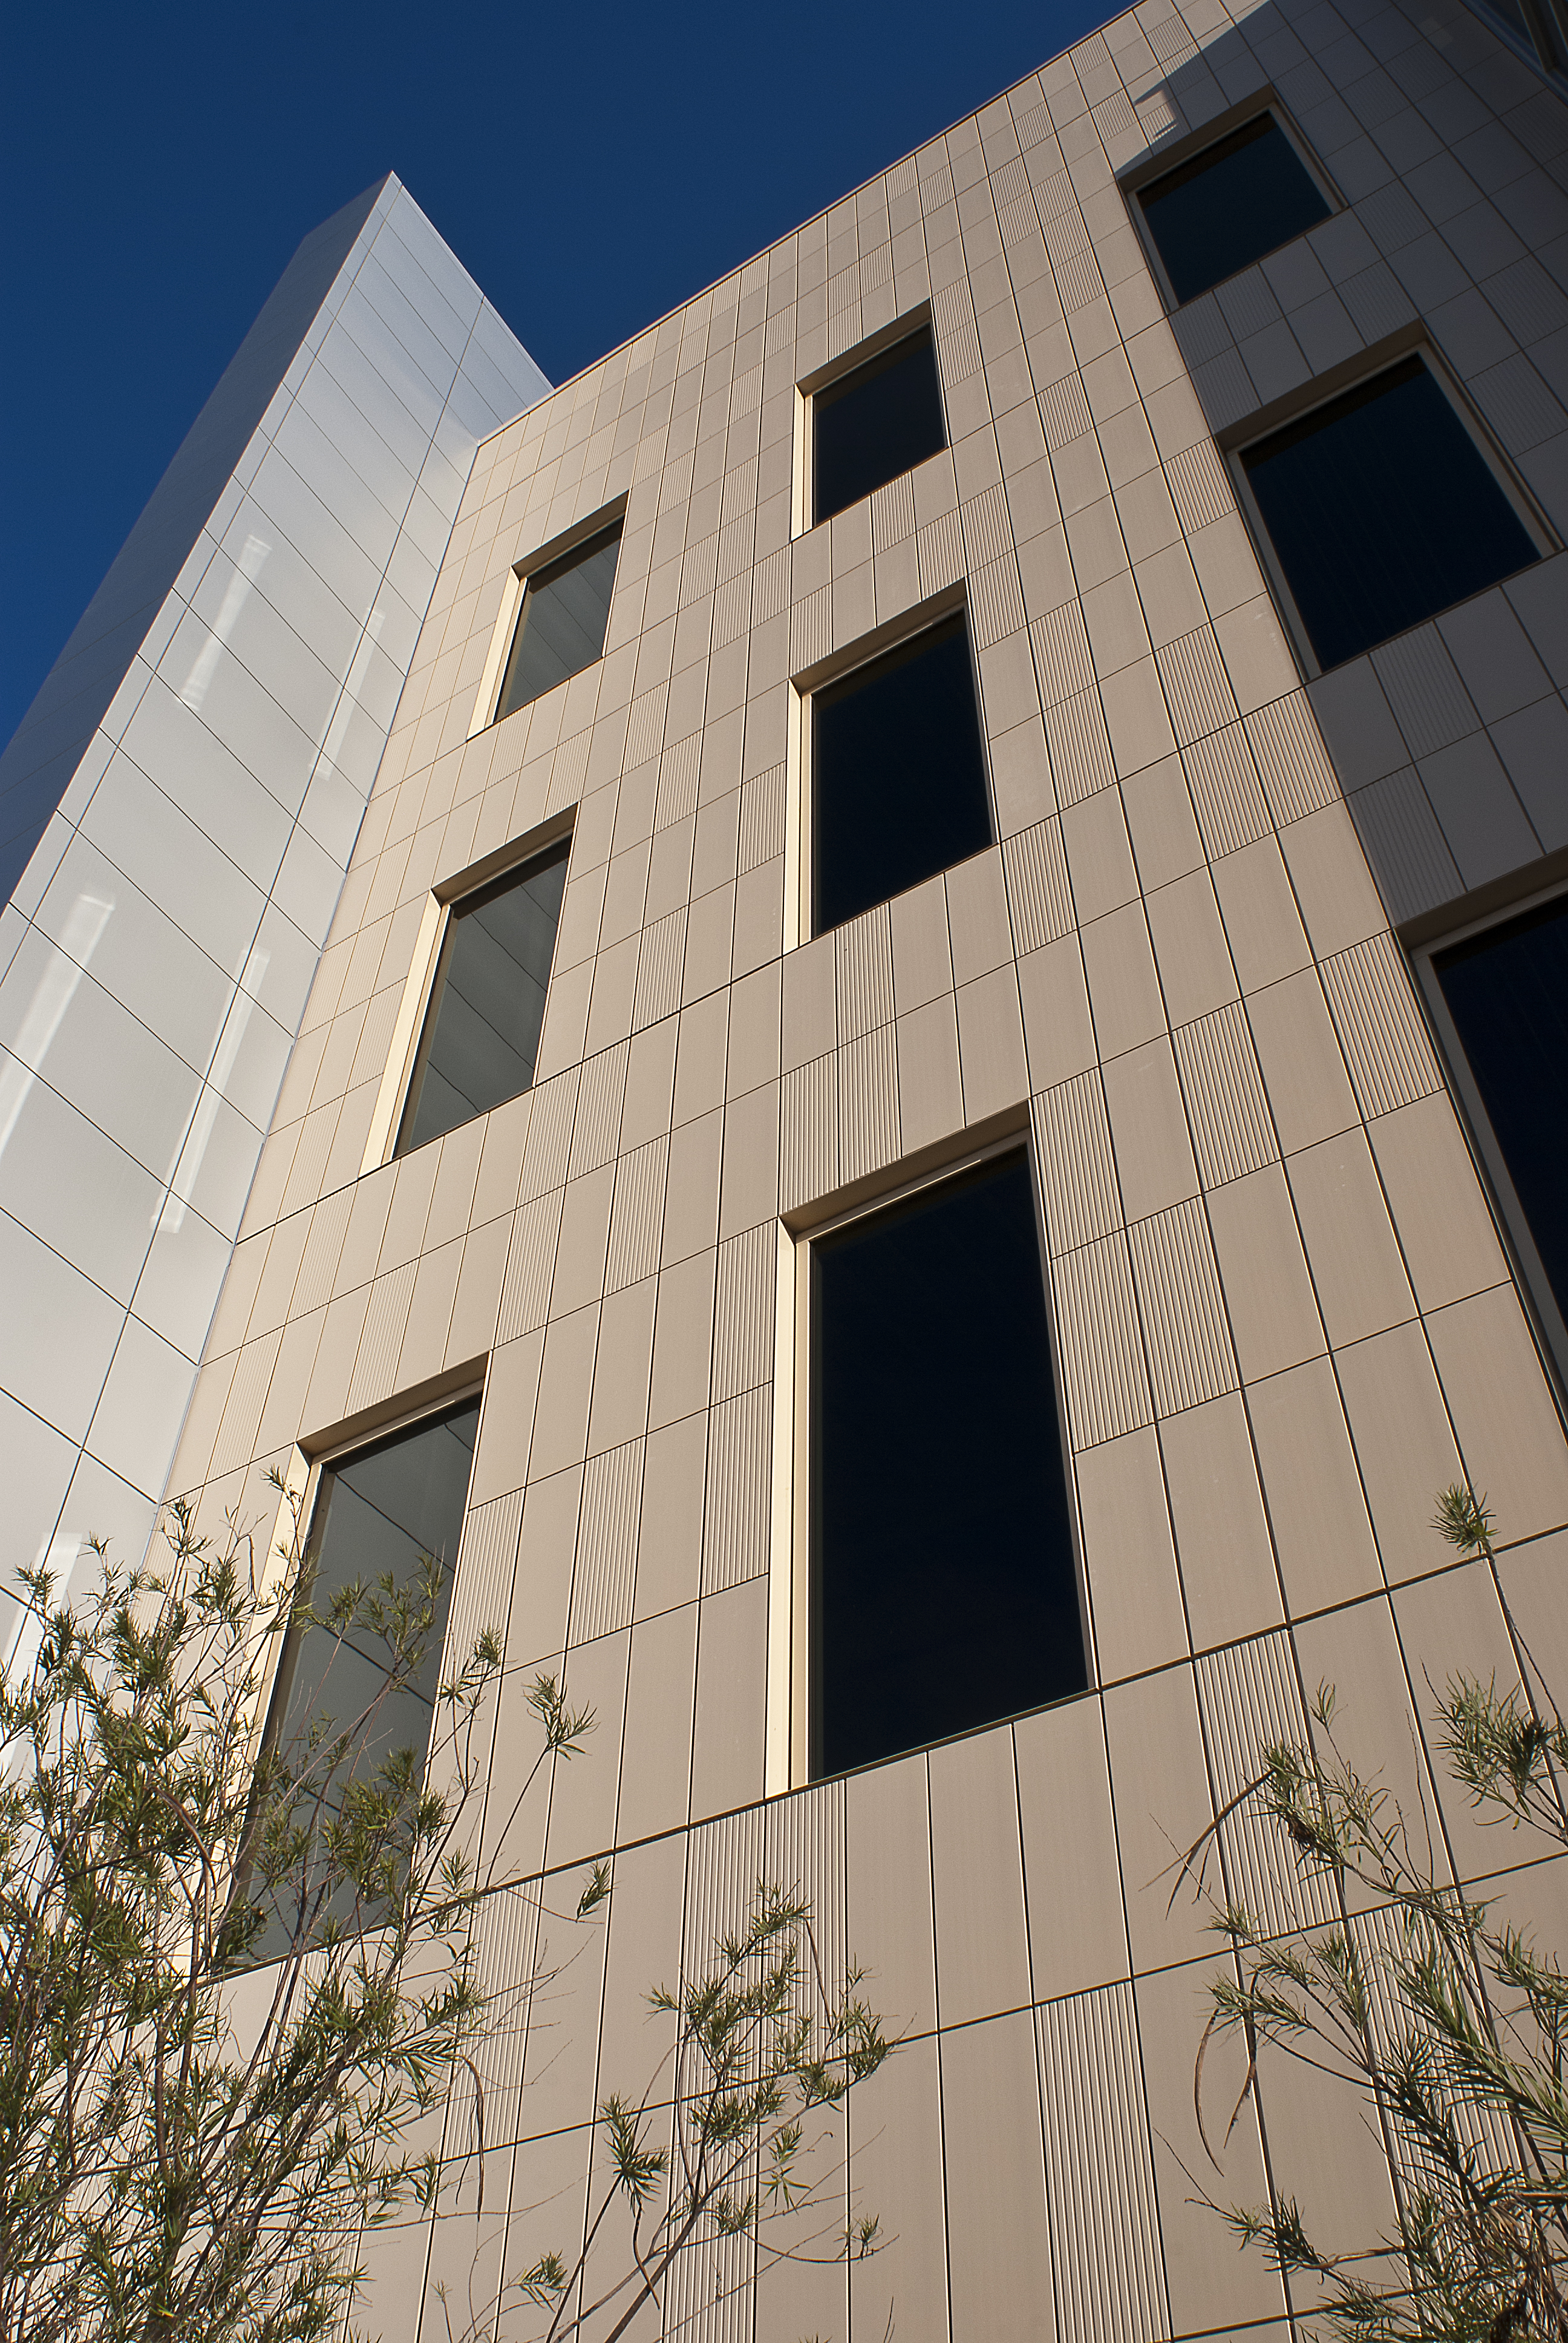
{"left": 2, "top": 0, "right": 1107, "bottom": 755}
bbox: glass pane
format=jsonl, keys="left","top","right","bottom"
{"left": 811, "top": 1152, "right": 1085, "bottom": 1778}
{"left": 1138, "top": 114, "right": 1332, "bottom": 304}
{"left": 1242, "top": 356, "right": 1539, "bottom": 670}
{"left": 1434, "top": 894, "right": 1568, "bottom": 1338}
{"left": 812, "top": 614, "right": 991, "bottom": 934}
{"left": 399, "top": 839, "right": 569, "bottom": 1154}
{"left": 495, "top": 525, "right": 622, "bottom": 719}
{"left": 814, "top": 329, "right": 947, "bottom": 526}
{"left": 273, "top": 1399, "right": 480, "bottom": 1793}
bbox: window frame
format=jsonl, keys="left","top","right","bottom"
{"left": 1412, "top": 880, "right": 1568, "bottom": 1410}
{"left": 786, "top": 585, "right": 991, "bottom": 950}
{"left": 1219, "top": 336, "right": 1556, "bottom": 680}
{"left": 360, "top": 811, "right": 575, "bottom": 1175}
{"left": 1118, "top": 93, "right": 1342, "bottom": 313}
{"left": 468, "top": 500, "right": 627, "bottom": 739}
{"left": 791, "top": 305, "right": 946, "bottom": 540}
{"left": 765, "top": 1123, "right": 1091, "bottom": 1793}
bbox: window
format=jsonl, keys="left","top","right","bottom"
{"left": 495, "top": 520, "right": 622, "bottom": 721}
{"left": 812, "top": 326, "right": 947, "bottom": 526}
{"left": 1237, "top": 354, "right": 1541, "bottom": 672}
{"left": 256, "top": 1397, "right": 480, "bottom": 1947}
{"left": 1134, "top": 112, "right": 1332, "bottom": 304}
{"left": 1424, "top": 891, "right": 1568, "bottom": 1374}
{"left": 397, "top": 837, "right": 569, "bottom": 1156}
{"left": 811, "top": 612, "right": 990, "bottom": 935}
{"left": 810, "top": 1149, "right": 1085, "bottom": 1778}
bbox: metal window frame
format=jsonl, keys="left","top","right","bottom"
{"left": 791, "top": 302, "right": 945, "bottom": 540}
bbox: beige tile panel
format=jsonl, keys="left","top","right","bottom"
{"left": 1206, "top": 1164, "right": 1324, "bottom": 1384}
{"left": 896, "top": 995, "right": 965, "bottom": 1153}
{"left": 1014, "top": 1697, "right": 1127, "bottom": 2000}
{"left": 1195, "top": 1629, "right": 1337, "bottom": 1941}
{"left": 1144, "top": 865, "right": 1237, "bottom": 1028}
{"left": 1244, "top": 968, "right": 1358, "bottom": 1157}
{"left": 1045, "top": 683, "right": 1118, "bottom": 804}
{"left": 1079, "top": 900, "right": 1166, "bottom": 1060}
{"left": 1161, "top": 1391, "right": 1282, "bottom": 1653}
{"left": 345, "top": 1260, "right": 417, "bottom": 1417}
{"left": 544, "top": 1626, "right": 629, "bottom": 1869}
{"left": 701, "top": 1383, "right": 771, "bottom": 1596}
{"left": 956, "top": 966, "right": 1029, "bottom": 1120}
{"left": 890, "top": 873, "right": 953, "bottom": 1014}
{"left": 1246, "top": 1353, "right": 1382, "bottom": 1616}
{"left": 690, "top": 1576, "right": 767, "bottom": 1820}
{"left": 848, "top": 2031, "right": 950, "bottom": 2343}
{"left": 494, "top": 1187, "right": 564, "bottom": 1346}
{"left": 1367, "top": 1093, "right": 1510, "bottom": 1314}
{"left": 1051, "top": 1228, "right": 1152, "bottom": 1449}
{"left": 940, "top": 2011, "right": 1057, "bottom": 2343}
{"left": 839, "top": 1023, "right": 901, "bottom": 1184}
{"left": 517, "top": 1065, "right": 581, "bottom": 1205}
{"left": 1103, "top": 1660, "right": 1214, "bottom": 1972}
{"left": 569, "top": 1438, "right": 642, "bottom": 1645}
{"left": 1155, "top": 622, "right": 1237, "bottom": 746}
{"left": 835, "top": 900, "right": 895, "bottom": 1040}
{"left": 712, "top": 1220, "right": 773, "bottom": 1401}
{"left": 1210, "top": 833, "right": 1312, "bottom": 992}
{"left": 1285, "top": 1128, "right": 1416, "bottom": 1349}
{"left": 1076, "top": 1425, "right": 1187, "bottom": 1683}
{"left": 1060, "top": 784, "right": 1138, "bottom": 923}
{"left": 1334, "top": 1319, "right": 1464, "bottom": 1588}
{"left": 1037, "top": 1979, "right": 1168, "bottom": 2343}
{"left": 929, "top": 1725, "right": 1033, "bottom": 2028}
{"left": 633, "top": 1409, "right": 706, "bottom": 1621}
{"left": 1426, "top": 1285, "right": 1568, "bottom": 1544}
{"left": 1278, "top": 802, "right": 1388, "bottom": 961}
{"left": 1126, "top": 1194, "right": 1238, "bottom": 1416}
{"left": 547, "top": 1159, "right": 614, "bottom": 1319}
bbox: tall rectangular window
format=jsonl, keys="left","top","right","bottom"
{"left": 812, "top": 326, "right": 947, "bottom": 526}
{"left": 1134, "top": 113, "right": 1332, "bottom": 304}
{"left": 1426, "top": 892, "right": 1568, "bottom": 1372}
{"left": 810, "top": 1150, "right": 1086, "bottom": 1778}
{"left": 811, "top": 612, "right": 991, "bottom": 935}
{"left": 495, "top": 520, "right": 622, "bottom": 721}
{"left": 397, "top": 837, "right": 569, "bottom": 1156}
{"left": 1238, "top": 355, "right": 1541, "bottom": 671}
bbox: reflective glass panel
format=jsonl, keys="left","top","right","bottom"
{"left": 1241, "top": 356, "right": 1539, "bottom": 670}
{"left": 813, "top": 329, "right": 947, "bottom": 526}
{"left": 1137, "top": 114, "right": 1331, "bottom": 303}
{"left": 495, "top": 523, "right": 622, "bottom": 721}
{"left": 398, "top": 839, "right": 569, "bottom": 1155}
{"left": 812, "top": 614, "right": 990, "bottom": 936}
{"left": 811, "top": 1152, "right": 1085, "bottom": 1778}
{"left": 1434, "top": 894, "right": 1568, "bottom": 1340}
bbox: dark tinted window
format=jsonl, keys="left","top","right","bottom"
{"left": 1434, "top": 894, "right": 1568, "bottom": 1343}
{"left": 1137, "top": 114, "right": 1331, "bottom": 303}
{"left": 398, "top": 839, "right": 569, "bottom": 1155}
{"left": 813, "top": 614, "right": 990, "bottom": 934}
{"left": 495, "top": 523, "right": 622, "bottom": 720}
{"left": 814, "top": 328, "right": 947, "bottom": 526}
{"left": 812, "top": 1152, "right": 1085, "bottom": 1778}
{"left": 1242, "top": 357, "right": 1539, "bottom": 670}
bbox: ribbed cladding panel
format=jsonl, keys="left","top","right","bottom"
{"left": 518, "top": 1067, "right": 581, "bottom": 1204}
{"left": 1039, "top": 371, "right": 1095, "bottom": 450}
{"left": 1164, "top": 438, "right": 1233, "bottom": 532}
{"left": 1051, "top": 1231, "right": 1153, "bottom": 1449}
{"left": 1031, "top": 1072, "right": 1123, "bottom": 1254}
{"left": 1181, "top": 724, "right": 1273, "bottom": 859}
{"left": 839, "top": 1026, "right": 900, "bottom": 1185}
{"left": 753, "top": 546, "right": 790, "bottom": 627}
{"left": 918, "top": 159, "right": 956, "bottom": 215}
{"left": 1319, "top": 932, "right": 1443, "bottom": 1120}
{"left": 792, "top": 583, "right": 832, "bottom": 672}
{"left": 871, "top": 471, "right": 916, "bottom": 554}
{"left": 1037, "top": 1981, "right": 1168, "bottom": 2343}
{"left": 739, "top": 764, "right": 786, "bottom": 876}
{"left": 1126, "top": 1195, "right": 1238, "bottom": 1416}
{"left": 1092, "top": 86, "right": 1138, "bottom": 145}
{"left": 1195, "top": 1631, "right": 1338, "bottom": 1939}
{"left": 207, "top": 1339, "right": 279, "bottom": 1480}
{"left": 624, "top": 681, "right": 668, "bottom": 773}
{"left": 655, "top": 732, "right": 702, "bottom": 832}
{"left": 970, "top": 554, "right": 1029, "bottom": 652}
{"left": 568, "top": 1041, "right": 629, "bottom": 1179}
{"left": 468, "top": 1883, "right": 541, "bottom": 2121}
{"left": 782, "top": 1053, "right": 838, "bottom": 1214}
{"left": 1004, "top": 818, "right": 1075, "bottom": 952}
{"left": 1246, "top": 692, "right": 1341, "bottom": 827}
{"left": 547, "top": 727, "right": 592, "bottom": 818}
{"left": 495, "top": 1188, "right": 566, "bottom": 1345}
{"left": 1048, "top": 687, "right": 1119, "bottom": 808}
{"left": 1031, "top": 600, "right": 1097, "bottom": 708}
{"left": 346, "top": 1260, "right": 417, "bottom": 1415}
{"left": 931, "top": 278, "right": 985, "bottom": 383}
{"left": 606, "top": 1136, "right": 668, "bottom": 1295}
{"left": 764, "top": 1777, "right": 848, "bottom": 2054}
{"left": 1351, "top": 1900, "right": 1515, "bottom": 2194}
{"left": 713, "top": 569, "right": 753, "bottom": 649}
{"left": 1372, "top": 627, "right": 1480, "bottom": 762}
{"left": 717, "top": 508, "right": 755, "bottom": 586}
{"left": 1347, "top": 768, "right": 1464, "bottom": 925}
{"left": 828, "top": 293, "right": 864, "bottom": 361}
{"left": 836, "top": 902, "right": 895, "bottom": 1041}
{"left": 916, "top": 509, "right": 965, "bottom": 599}
{"left": 1172, "top": 1001, "right": 1278, "bottom": 1188}
{"left": 569, "top": 1438, "right": 642, "bottom": 1645}
{"left": 960, "top": 482, "right": 1014, "bottom": 572}
{"left": 1040, "top": 195, "right": 1104, "bottom": 314}
{"left": 679, "top": 532, "right": 720, "bottom": 612}
{"left": 633, "top": 907, "right": 687, "bottom": 1031}
{"left": 291, "top": 1187, "right": 353, "bottom": 1319}
{"left": 702, "top": 1384, "right": 773, "bottom": 1595}
{"left": 442, "top": 1489, "right": 524, "bottom": 1683}
{"left": 713, "top": 1222, "right": 775, "bottom": 1404}
{"left": 660, "top": 2229, "right": 753, "bottom": 2343}
{"left": 1157, "top": 625, "right": 1239, "bottom": 747}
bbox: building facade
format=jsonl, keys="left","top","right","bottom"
{"left": 7, "top": 0, "right": 1568, "bottom": 2328}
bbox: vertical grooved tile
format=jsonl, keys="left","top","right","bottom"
{"left": 1046, "top": 687, "right": 1117, "bottom": 805}
{"left": 702, "top": 1384, "right": 773, "bottom": 1594}
{"left": 1126, "top": 1195, "right": 1238, "bottom": 1415}
{"left": 444, "top": 1489, "right": 523, "bottom": 1677}
{"left": 495, "top": 1188, "right": 566, "bottom": 1344}
{"left": 607, "top": 1136, "right": 668, "bottom": 1294}
{"left": 634, "top": 908, "right": 688, "bottom": 1030}
{"left": 570, "top": 1438, "right": 642, "bottom": 1643}
{"left": 1032, "top": 1071, "right": 1122, "bottom": 1254}
{"left": 1246, "top": 692, "right": 1341, "bottom": 825}
{"left": 568, "top": 1041, "right": 629, "bottom": 1178}
{"left": 739, "top": 764, "right": 786, "bottom": 875}
{"left": 835, "top": 903, "right": 895, "bottom": 1040}
{"left": 1181, "top": 724, "right": 1270, "bottom": 857}
{"left": 518, "top": 1067, "right": 581, "bottom": 1203}
{"left": 782, "top": 1052, "right": 838, "bottom": 1213}
{"left": 1051, "top": 1231, "right": 1152, "bottom": 1449}
{"left": 1004, "top": 818, "right": 1075, "bottom": 952}
{"left": 1319, "top": 932, "right": 1442, "bottom": 1119}
{"left": 1172, "top": 1002, "right": 1278, "bottom": 1188}
{"left": 713, "top": 1221, "right": 774, "bottom": 1402}
{"left": 1157, "top": 626, "right": 1238, "bottom": 746}
{"left": 1038, "top": 1981, "right": 1168, "bottom": 2343}
{"left": 346, "top": 1260, "right": 418, "bottom": 1413}
{"left": 1196, "top": 1630, "right": 1336, "bottom": 1939}
{"left": 839, "top": 1025, "right": 900, "bottom": 1184}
